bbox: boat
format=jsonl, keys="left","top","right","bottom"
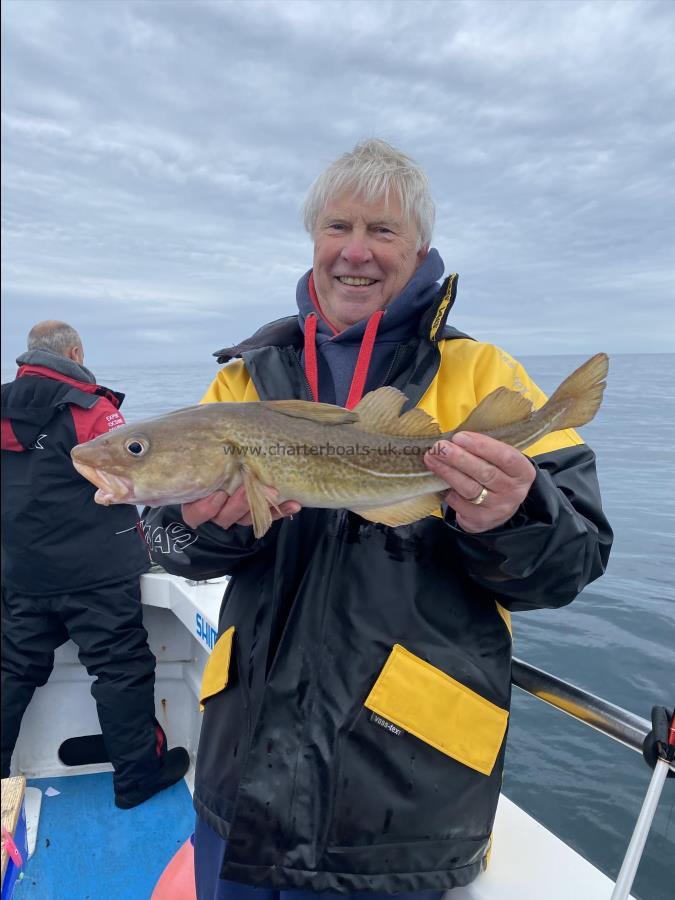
{"left": 2, "top": 569, "right": 669, "bottom": 899}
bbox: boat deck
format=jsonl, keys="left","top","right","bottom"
{"left": 7, "top": 574, "right": 634, "bottom": 899}
{"left": 16, "top": 773, "right": 194, "bottom": 900}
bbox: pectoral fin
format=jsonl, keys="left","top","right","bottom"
{"left": 350, "top": 493, "right": 443, "bottom": 527}
{"left": 241, "top": 465, "right": 281, "bottom": 539}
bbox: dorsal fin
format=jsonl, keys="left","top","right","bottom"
{"left": 263, "top": 399, "right": 358, "bottom": 425}
{"left": 453, "top": 388, "right": 533, "bottom": 434}
{"left": 353, "top": 387, "right": 441, "bottom": 437}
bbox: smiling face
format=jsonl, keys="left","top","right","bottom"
{"left": 312, "top": 190, "right": 428, "bottom": 332}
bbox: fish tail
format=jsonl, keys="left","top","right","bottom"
{"left": 539, "top": 352, "right": 609, "bottom": 430}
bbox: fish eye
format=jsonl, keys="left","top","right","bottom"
{"left": 125, "top": 439, "right": 148, "bottom": 457}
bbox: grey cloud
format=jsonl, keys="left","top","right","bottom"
{"left": 2, "top": 0, "right": 674, "bottom": 370}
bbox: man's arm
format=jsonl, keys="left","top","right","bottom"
{"left": 426, "top": 437, "right": 611, "bottom": 611}
{"left": 142, "top": 487, "right": 300, "bottom": 580}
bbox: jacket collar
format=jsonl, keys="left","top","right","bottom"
{"left": 15, "top": 349, "right": 96, "bottom": 384}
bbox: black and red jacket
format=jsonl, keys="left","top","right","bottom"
{"left": 1, "top": 364, "right": 149, "bottom": 594}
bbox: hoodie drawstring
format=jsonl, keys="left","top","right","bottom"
{"left": 344, "top": 310, "right": 385, "bottom": 409}
{"left": 303, "top": 309, "right": 385, "bottom": 410}
{"left": 304, "top": 312, "right": 320, "bottom": 403}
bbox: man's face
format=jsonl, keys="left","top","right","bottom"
{"left": 312, "top": 190, "right": 428, "bottom": 332}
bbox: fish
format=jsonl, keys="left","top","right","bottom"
{"left": 71, "top": 352, "right": 609, "bottom": 537}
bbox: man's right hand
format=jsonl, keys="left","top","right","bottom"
{"left": 181, "top": 486, "right": 301, "bottom": 531}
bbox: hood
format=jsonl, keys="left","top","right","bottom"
{"left": 15, "top": 349, "right": 97, "bottom": 384}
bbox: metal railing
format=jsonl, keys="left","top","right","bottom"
{"left": 511, "top": 657, "right": 674, "bottom": 899}
{"left": 511, "top": 656, "right": 651, "bottom": 754}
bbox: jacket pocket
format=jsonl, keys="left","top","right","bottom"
{"left": 200, "top": 626, "right": 235, "bottom": 710}
{"left": 364, "top": 643, "right": 508, "bottom": 776}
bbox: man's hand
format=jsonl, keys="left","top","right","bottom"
{"left": 424, "top": 432, "right": 536, "bottom": 533}
{"left": 182, "top": 486, "right": 301, "bottom": 531}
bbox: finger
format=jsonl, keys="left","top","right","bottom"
{"left": 181, "top": 491, "right": 229, "bottom": 528}
{"left": 275, "top": 501, "right": 302, "bottom": 519}
{"left": 425, "top": 442, "right": 494, "bottom": 498}
{"left": 444, "top": 488, "right": 517, "bottom": 534}
{"left": 237, "top": 501, "right": 302, "bottom": 528}
{"left": 452, "top": 432, "right": 534, "bottom": 480}
{"left": 211, "top": 485, "right": 255, "bottom": 529}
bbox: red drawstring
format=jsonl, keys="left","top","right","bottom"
{"left": 303, "top": 300, "right": 384, "bottom": 409}
{"left": 345, "top": 310, "right": 384, "bottom": 409}
{"left": 304, "top": 313, "right": 319, "bottom": 402}
{"left": 308, "top": 273, "right": 340, "bottom": 336}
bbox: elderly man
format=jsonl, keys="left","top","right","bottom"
{"left": 143, "top": 140, "right": 612, "bottom": 898}
{"left": 1, "top": 321, "right": 189, "bottom": 808}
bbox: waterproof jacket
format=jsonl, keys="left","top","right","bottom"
{"left": 142, "top": 277, "right": 612, "bottom": 894}
{"left": 1, "top": 363, "right": 150, "bottom": 594}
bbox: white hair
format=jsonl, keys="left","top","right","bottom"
{"left": 303, "top": 139, "right": 435, "bottom": 250}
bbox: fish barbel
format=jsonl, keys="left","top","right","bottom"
{"left": 71, "top": 353, "right": 608, "bottom": 537}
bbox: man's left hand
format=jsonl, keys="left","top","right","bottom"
{"left": 424, "top": 432, "right": 536, "bottom": 533}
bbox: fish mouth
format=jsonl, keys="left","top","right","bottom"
{"left": 72, "top": 460, "right": 135, "bottom": 506}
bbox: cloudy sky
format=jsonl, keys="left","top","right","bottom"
{"left": 2, "top": 0, "right": 674, "bottom": 369}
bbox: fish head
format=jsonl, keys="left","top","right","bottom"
{"left": 71, "top": 409, "right": 238, "bottom": 507}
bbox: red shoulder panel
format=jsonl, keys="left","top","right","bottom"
{"left": 1, "top": 418, "right": 25, "bottom": 451}
{"left": 71, "top": 399, "right": 127, "bottom": 446}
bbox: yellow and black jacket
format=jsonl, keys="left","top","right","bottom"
{"left": 143, "top": 280, "right": 612, "bottom": 893}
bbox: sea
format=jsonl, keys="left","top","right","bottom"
{"left": 3, "top": 352, "right": 674, "bottom": 898}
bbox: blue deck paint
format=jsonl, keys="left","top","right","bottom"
{"left": 16, "top": 773, "right": 194, "bottom": 900}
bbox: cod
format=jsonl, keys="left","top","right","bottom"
{"left": 71, "top": 353, "right": 608, "bottom": 538}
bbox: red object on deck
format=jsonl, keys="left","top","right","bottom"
{"left": 151, "top": 836, "right": 196, "bottom": 900}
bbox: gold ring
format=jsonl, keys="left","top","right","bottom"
{"left": 469, "top": 486, "right": 488, "bottom": 506}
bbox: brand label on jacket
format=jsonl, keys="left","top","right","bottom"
{"left": 370, "top": 712, "right": 406, "bottom": 737}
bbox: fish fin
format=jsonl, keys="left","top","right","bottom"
{"left": 349, "top": 492, "right": 443, "bottom": 527}
{"left": 540, "top": 352, "right": 609, "bottom": 428}
{"left": 263, "top": 399, "right": 358, "bottom": 425}
{"left": 353, "top": 387, "right": 441, "bottom": 437}
{"left": 451, "top": 388, "right": 534, "bottom": 434}
{"left": 241, "top": 465, "right": 280, "bottom": 539}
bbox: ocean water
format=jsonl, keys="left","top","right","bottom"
{"left": 3, "top": 352, "right": 673, "bottom": 897}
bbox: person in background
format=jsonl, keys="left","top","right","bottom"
{"left": 144, "top": 140, "right": 613, "bottom": 897}
{"left": 1, "top": 320, "right": 189, "bottom": 808}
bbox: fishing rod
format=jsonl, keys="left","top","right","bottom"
{"left": 610, "top": 707, "right": 675, "bottom": 900}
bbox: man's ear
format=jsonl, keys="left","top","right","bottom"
{"left": 67, "top": 345, "right": 84, "bottom": 364}
{"left": 416, "top": 245, "right": 430, "bottom": 265}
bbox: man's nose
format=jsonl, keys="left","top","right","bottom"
{"left": 341, "top": 235, "right": 373, "bottom": 265}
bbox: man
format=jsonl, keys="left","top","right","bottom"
{"left": 143, "top": 140, "right": 612, "bottom": 897}
{"left": 1, "top": 321, "right": 189, "bottom": 808}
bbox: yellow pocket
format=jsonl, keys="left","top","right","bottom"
{"left": 364, "top": 644, "right": 508, "bottom": 776}
{"left": 199, "top": 626, "right": 235, "bottom": 711}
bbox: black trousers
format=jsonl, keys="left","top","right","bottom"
{"left": 1, "top": 578, "right": 162, "bottom": 794}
